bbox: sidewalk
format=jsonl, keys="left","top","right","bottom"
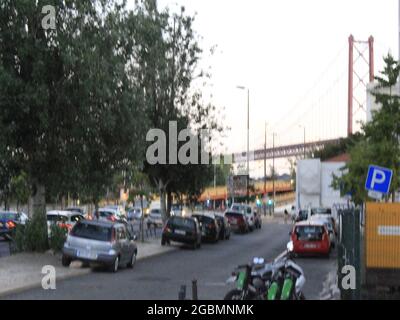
{"left": 0, "top": 238, "right": 175, "bottom": 298}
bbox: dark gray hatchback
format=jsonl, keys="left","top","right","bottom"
{"left": 62, "top": 220, "right": 137, "bottom": 273}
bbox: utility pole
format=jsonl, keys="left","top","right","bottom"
{"left": 303, "top": 126, "right": 306, "bottom": 159}
{"left": 236, "top": 85, "right": 250, "bottom": 204}
{"left": 213, "top": 164, "right": 216, "bottom": 211}
{"left": 247, "top": 89, "right": 250, "bottom": 204}
{"left": 264, "top": 122, "right": 267, "bottom": 216}
{"left": 272, "top": 133, "right": 276, "bottom": 215}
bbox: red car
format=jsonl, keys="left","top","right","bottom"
{"left": 290, "top": 221, "right": 331, "bottom": 257}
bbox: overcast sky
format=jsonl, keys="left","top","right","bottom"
{"left": 128, "top": 0, "right": 399, "bottom": 175}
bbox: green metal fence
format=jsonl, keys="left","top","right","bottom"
{"left": 337, "top": 208, "right": 362, "bottom": 300}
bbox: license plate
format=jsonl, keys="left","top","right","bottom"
{"left": 230, "top": 219, "right": 237, "bottom": 225}
{"left": 77, "top": 250, "right": 97, "bottom": 260}
{"left": 304, "top": 243, "right": 317, "bottom": 249}
{"left": 174, "top": 229, "right": 185, "bottom": 235}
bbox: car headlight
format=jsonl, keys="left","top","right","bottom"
{"left": 108, "top": 249, "right": 117, "bottom": 255}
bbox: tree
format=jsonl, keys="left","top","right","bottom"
{"left": 133, "top": 1, "right": 224, "bottom": 222}
{"left": 332, "top": 54, "right": 400, "bottom": 204}
{"left": 0, "top": 1, "right": 147, "bottom": 247}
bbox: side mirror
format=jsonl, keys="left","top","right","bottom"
{"left": 133, "top": 234, "right": 138, "bottom": 241}
{"left": 287, "top": 241, "right": 294, "bottom": 252}
{"left": 288, "top": 231, "right": 292, "bottom": 236}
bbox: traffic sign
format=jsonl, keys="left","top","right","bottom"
{"left": 365, "top": 165, "right": 393, "bottom": 195}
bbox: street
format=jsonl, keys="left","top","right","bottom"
{"left": 0, "top": 239, "right": 10, "bottom": 258}
{"left": 2, "top": 220, "right": 336, "bottom": 300}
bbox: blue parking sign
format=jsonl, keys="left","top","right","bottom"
{"left": 365, "top": 165, "right": 393, "bottom": 195}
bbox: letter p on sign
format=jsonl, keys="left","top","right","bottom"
{"left": 371, "top": 170, "right": 386, "bottom": 189}
{"left": 365, "top": 165, "right": 393, "bottom": 195}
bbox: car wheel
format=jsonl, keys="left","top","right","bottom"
{"left": 110, "top": 256, "right": 119, "bottom": 273}
{"left": 127, "top": 252, "right": 137, "bottom": 269}
{"left": 61, "top": 255, "right": 71, "bottom": 267}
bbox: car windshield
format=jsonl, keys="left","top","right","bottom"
{"left": 169, "top": 217, "right": 195, "bottom": 229}
{"left": 225, "top": 212, "right": 243, "bottom": 219}
{"left": 193, "top": 215, "right": 213, "bottom": 224}
{"left": 71, "top": 223, "right": 112, "bottom": 242}
{"left": 311, "top": 208, "right": 331, "bottom": 215}
{"left": 47, "top": 215, "right": 68, "bottom": 222}
{"left": 231, "top": 205, "right": 243, "bottom": 212}
{"left": 0, "top": 212, "right": 17, "bottom": 220}
{"left": 295, "top": 225, "right": 325, "bottom": 241}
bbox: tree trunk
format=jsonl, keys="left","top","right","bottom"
{"left": 32, "top": 183, "right": 46, "bottom": 217}
{"left": 158, "top": 179, "right": 167, "bottom": 224}
{"left": 167, "top": 191, "right": 172, "bottom": 217}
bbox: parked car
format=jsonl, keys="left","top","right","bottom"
{"left": 47, "top": 210, "right": 85, "bottom": 235}
{"left": 0, "top": 211, "right": 27, "bottom": 239}
{"left": 95, "top": 208, "right": 126, "bottom": 223}
{"left": 225, "top": 210, "right": 249, "bottom": 234}
{"left": 65, "top": 207, "right": 86, "bottom": 216}
{"left": 161, "top": 216, "right": 201, "bottom": 249}
{"left": 191, "top": 213, "right": 220, "bottom": 243}
{"left": 104, "top": 205, "right": 126, "bottom": 219}
{"left": 127, "top": 207, "right": 143, "bottom": 221}
{"left": 215, "top": 212, "right": 231, "bottom": 240}
{"left": 230, "top": 203, "right": 255, "bottom": 231}
{"left": 148, "top": 208, "right": 163, "bottom": 227}
{"left": 62, "top": 220, "right": 137, "bottom": 273}
{"left": 310, "top": 207, "right": 337, "bottom": 234}
{"left": 289, "top": 221, "right": 331, "bottom": 257}
{"left": 309, "top": 215, "right": 336, "bottom": 248}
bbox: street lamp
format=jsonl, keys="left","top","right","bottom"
{"left": 298, "top": 125, "right": 306, "bottom": 159}
{"left": 272, "top": 132, "right": 277, "bottom": 215}
{"left": 237, "top": 85, "right": 250, "bottom": 204}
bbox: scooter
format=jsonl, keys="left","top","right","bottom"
{"left": 266, "top": 241, "right": 306, "bottom": 300}
{"left": 224, "top": 257, "right": 275, "bottom": 300}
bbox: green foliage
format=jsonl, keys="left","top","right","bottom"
{"left": 312, "top": 133, "right": 363, "bottom": 161}
{"left": 11, "top": 211, "right": 48, "bottom": 253}
{"left": 332, "top": 54, "right": 400, "bottom": 204}
{"left": 48, "top": 224, "right": 68, "bottom": 253}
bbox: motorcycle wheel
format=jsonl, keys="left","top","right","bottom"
{"left": 224, "top": 289, "right": 244, "bottom": 300}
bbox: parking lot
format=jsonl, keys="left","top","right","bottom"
{"left": 2, "top": 218, "right": 337, "bottom": 300}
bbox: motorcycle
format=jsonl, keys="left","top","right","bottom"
{"left": 266, "top": 241, "right": 306, "bottom": 300}
{"left": 224, "top": 242, "right": 306, "bottom": 300}
{"left": 224, "top": 257, "right": 275, "bottom": 300}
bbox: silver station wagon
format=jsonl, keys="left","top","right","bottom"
{"left": 62, "top": 220, "right": 137, "bottom": 273}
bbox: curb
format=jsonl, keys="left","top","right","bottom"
{"left": 0, "top": 244, "right": 176, "bottom": 299}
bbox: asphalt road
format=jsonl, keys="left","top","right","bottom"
{"left": 0, "top": 238, "right": 10, "bottom": 258}
{"left": 3, "top": 221, "right": 336, "bottom": 300}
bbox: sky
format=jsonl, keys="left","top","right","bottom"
{"left": 127, "top": 0, "right": 399, "bottom": 176}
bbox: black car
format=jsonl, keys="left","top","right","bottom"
{"left": 192, "top": 213, "right": 220, "bottom": 243}
{"left": 215, "top": 213, "right": 231, "bottom": 240}
{"left": 296, "top": 210, "right": 309, "bottom": 222}
{"left": 161, "top": 216, "right": 201, "bottom": 249}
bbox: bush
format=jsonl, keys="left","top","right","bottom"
{"left": 48, "top": 224, "right": 68, "bottom": 252}
{"left": 11, "top": 211, "right": 49, "bottom": 253}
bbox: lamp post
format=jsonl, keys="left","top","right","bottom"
{"left": 237, "top": 85, "right": 250, "bottom": 203}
